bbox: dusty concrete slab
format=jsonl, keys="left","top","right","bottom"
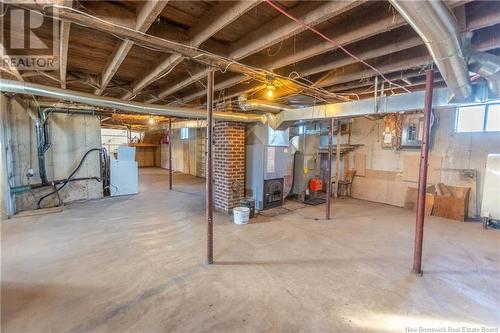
{"left": 2, "top": 168, "right": 499, "bottom": 332}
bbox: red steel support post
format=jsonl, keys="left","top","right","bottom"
{"left": 413, "top": 69, "right": 434, "bottom": 274}
{"left": 206, "top": 70, "right": 214, "bottom": 264}
{"left": 168, "top": 117, "right": 172, "bottom": 190}
{"left": 334, "top": 120, "right": 341, "bottom": 198}
{"left": 325, "top": 118, "right": 334, "bottom": 219}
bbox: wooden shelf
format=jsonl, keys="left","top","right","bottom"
{"left": 319, "top": 144, "right": 363, "bottom": 155}
{"left": 129, "top": 143, "right": 160, "bottom": 148}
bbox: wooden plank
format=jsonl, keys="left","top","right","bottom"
{"left": 351, "top": 176, "right": 410, "bottom": 207}
{"left": 403, "top": 154, "right": 442, "bottom": 184}
{"left": 96, "top": 0, "right": 169, "bottom": 95}
{"left": 433, "top": 186, "right": 470, "bottom": 221}
{"left": 125, "top": 0, "right": 260, "bottom": 100}
{"left": 404, "top": 187, "right": 434, "bottom": 215}
{"left": 229, "top": 1, "right": 367, "bottom": 60}
{"left": 150, "top": 1, "right": 367, "bottom": 102}
{"left": 150, "top": 0, "right": 468, "bottom": 101}
{"left": 354, "top": 153, "right": 366, "bottom": 176}
{"left": 60, "top": 21, "right": 71, "bottom": 89}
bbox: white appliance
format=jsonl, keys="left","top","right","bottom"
{"left": 110, "top": 146, "right": 138, "bottom": 196}
{"left": 481, "top": 154, "right": 500, "bottom": 221}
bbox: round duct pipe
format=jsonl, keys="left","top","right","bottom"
{"left": 0, "top": 80, "right": 267, "bottom": 124}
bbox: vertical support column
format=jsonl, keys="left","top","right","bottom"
{"left": 168, "top": 117, "right": 172, "bottom": 190}
{"left": 325, "top": 118, "right": 334, "bottom": 219}
{"left": 413, "top": 69, "right": 434, "bottom": 275}
{"left": 334, "top": 120, "right": 341, "bottom": 198}
{"left": 206, "top": 70, "right": 214, "bottom": 265}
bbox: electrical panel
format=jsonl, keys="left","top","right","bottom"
{"left": 401, "top": 113, "right": 425, "bottom": 148}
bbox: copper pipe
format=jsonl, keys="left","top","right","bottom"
{"left": 413, "top": 69, "right": 434, "bottom": 275}
{"left": 206, "top": 70, "right": 214, "bottom": 265}
{"left": 168, "top": 118, "right": 172, "bottom": 190}
{"left": 325, "top": 118, "right": 334, "bottom": 219}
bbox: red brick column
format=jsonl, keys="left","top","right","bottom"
{"left": 213, "top": 121, "right": 245, "bottom": 213}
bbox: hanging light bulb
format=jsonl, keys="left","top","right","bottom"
{"left": 148, "top": 116, "right": 156, "bottom": 125}
{"left": 267, "top": 87, "right": 274, "bottom": 98}
{"left": 266, "top": 75, "right": 276, "bottom": 99}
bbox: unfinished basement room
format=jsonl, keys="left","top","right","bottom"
{"left": 1, "top": 0, "right": 499, "bottom": 332}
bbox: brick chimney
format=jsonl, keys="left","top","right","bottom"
{"left": 213, "top": 101, "right": 245, "bottom": 213}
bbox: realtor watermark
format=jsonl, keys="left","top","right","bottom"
{"left": 405, "top": 326, "right": 499, "bottom": 333}
{"left": 1, "top": 2, "right": 59, "bottom": 71}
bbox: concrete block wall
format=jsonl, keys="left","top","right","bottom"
{"left": 213, "top": 121, "right": 245, "bottom": 213}
{"left": 2, "top": 97, "right": 103, "bottom": 214}
{"left": 348, "top": 108, "right": 500, "bottom": 217}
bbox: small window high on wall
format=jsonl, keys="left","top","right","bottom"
{"left": 180, "top": 127, "right": 189, "bottom": 140}
{"left": 455, "top": 104, "right": 500, "bottom": 133}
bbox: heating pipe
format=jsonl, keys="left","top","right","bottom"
{"left": 413, "top": 69, "right": 434, "bottom": 275}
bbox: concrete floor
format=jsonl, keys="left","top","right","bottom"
{"left": 2, "top": 168, "right": 499, "bottom": 333}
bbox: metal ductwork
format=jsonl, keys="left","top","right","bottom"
{"left": 389, "top": 0, "right": 473, "bottom": 101}
{"left": 466, "top": 49, "right": 500, "bottom": 96}
{"left": 0, "top": 80, "right": 267, "bottom": 124}
{"left": 238, "top": 95, "right": 292, "bottom": 114}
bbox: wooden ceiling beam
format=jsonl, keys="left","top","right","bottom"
{"left": 281, "top": 36, "right": 423, "bottom": 78}
{"left": 122, "top": 0, "right": 261, "bottom": 100}
{"left": 95, "top": 0, "right": 169, "bottom": 95}
{"left": 57, "top": 0, "right": 73, "bottom": 89}
{"left": 260, "top": 11, "right": 407, "bottom": 71}
{"left": 329, "top": 69, "right": 431, "bottom": 93}
{"left": 177, "top": 75, "right": 248, "bottom": 105}
{"left": 0, "top": 44, "right": 23, "bottom": 81}
{"left": 229, "top": 0, "right": 367, "bottom": 60}
{"left": 148, "top": 0, "right": 366, "bottom": 103}
{"left": 466, "top": 1, "right": 500, "bottom": 31}
{"left": 171, "top": 1, "right": 492, "bottom": 105}
{"left": 180, "top": 34, "right": 424, "bottom": 104}
{"left": 315, "top": 52, "right": 432, "bottom": 89}
{"left": 176, "top": 12, "right": 410, "bottom": 105}
{"left": 9, "top": 3, "right": 256, "bottom": 77}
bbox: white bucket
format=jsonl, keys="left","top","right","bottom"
{"left": 233, "top": 207, "right": 250, "bottom": 224}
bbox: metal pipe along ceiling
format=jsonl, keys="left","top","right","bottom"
{"left": 238, "top": 96, "right": 293, "bottom": 113}
{"left": 0, "top": 80, "right": 266, "bottom": 124}
{"left": 389, "top": 0, "right": 473, "bottom": 101}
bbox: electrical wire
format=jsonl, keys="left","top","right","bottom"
{"left": 265, "top": 0, "right": 412, "bottom": 93}
{"left": 35, "top": 4, "right": 344, "bottom": 101}
{"left": 37, "top": 148, "right": 103, "bottom": 208}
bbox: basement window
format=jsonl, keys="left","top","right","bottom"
{"left": 180, "top": 127, "right": 189, "bottom": 140}
{"left": 486, "top": 104, "right": 500, "bottom": 132}
{"left": 455, "top": 104, "right": 500, "bottom": 133}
